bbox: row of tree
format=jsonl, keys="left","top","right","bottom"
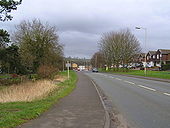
{"left": 91, "top": 29, "right": 141, "bottom": 69}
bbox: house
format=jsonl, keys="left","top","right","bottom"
{"left": 155, "top": 49, "right": 170, "bottom": 67}
{"left": 146, "top": 51, "right": 156, "bottom": 67}
{"left": 137, "top": 53, "right": 146, "bottom": 67}
{"left": 72, "top": 63, "right": 78, "bottom": 69}
{"left": 133, "top": 49, "right": 170, "bottom": 69}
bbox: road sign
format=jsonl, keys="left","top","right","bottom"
{"left": 66, "top": 63, "right": 71, "bottom": 67}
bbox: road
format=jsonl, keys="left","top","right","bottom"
{"left": 85, "top": 72, "right": 170, "bottom": 128}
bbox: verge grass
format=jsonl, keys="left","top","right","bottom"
{"left": 100, "top": 69, "right": 170, "bottom": 79}
{"left": 0, "top": 80, "right": 58, "bottom": 103}
{"left": 0, "top": 71, "right": 77, "bottom": 128}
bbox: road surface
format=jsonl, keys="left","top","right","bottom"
{"left": 86, "top": 72, "right": 170, "bottom": 128}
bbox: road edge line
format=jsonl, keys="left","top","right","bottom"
{"left": 91, "top": 80, "right": 110, "bottom": 128}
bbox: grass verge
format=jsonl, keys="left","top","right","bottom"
{"left": 100, "top": 69, "right": 170, "bottom": 79}
{"left": 0, "top": 71, "right": 77, "bottom": 128}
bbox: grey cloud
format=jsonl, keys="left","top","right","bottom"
{"left": 1, "top": 0, "right": 170, "bottom": 58}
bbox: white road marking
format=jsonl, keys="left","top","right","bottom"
{"left": 124, "top": 80, "right": 135, "bottom": 85}
{"left": 109, "top": 76, "right": 113, "bottom": 79}
{"left": 115, "top": 78, "right": 122, "bottom": 80}
{"left": 163, "top": 93, "right": 170, "bottom": 96}
{"left": 102, "top": 74, "right": 170, "bottom": 97}
{"left": 137, "top": 85, "right": 156, "bottom": 92}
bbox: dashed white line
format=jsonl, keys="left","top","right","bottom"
{"left": 137, "top": 85, "right": 156, "bottom": 92}
{"left": 124, "top": 80, "right": 135, "bottom": 85}
{"left": 109, "top": 76, "right": 113, "bottom": 79}
{"left": 115, "top": 78, "right": 122, "bottom": 80}
{"left": 163, "top": 92, "right": 170, "bottom": 96}
{"left": 101, "top": 74, "right": 169, "bottom": 96}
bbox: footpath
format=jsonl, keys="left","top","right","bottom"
{"left": 17, "top": 72, "right": 105, "bottom": 128}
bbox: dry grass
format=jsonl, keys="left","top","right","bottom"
{"left": 0, "top": 79, "right": 60, "bottom": 103}
{"left": 53, "top": 75, "right": 67, "bottom": 83}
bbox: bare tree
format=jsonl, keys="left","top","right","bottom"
{"left": 99, "top": 29, "right": 141, "bottom": 70}
{"left": 91, "top": 52, "right": 105, "bottom": 68}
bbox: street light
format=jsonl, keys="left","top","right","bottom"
{"left": 135, "top": 26, "right": 147, "bottom": 75}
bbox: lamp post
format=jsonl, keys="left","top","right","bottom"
{"left": 135, "top": 27, "right": 147, "bottom": 75}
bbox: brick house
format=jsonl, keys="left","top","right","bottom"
{"left": 137, "top": 53, "right": 146, "bottom": 67}
{"left": 146, "top": 51, "right": 156, "bottom": 67}
{"left": 155, "top": 49, "right": 170, "bottom": 67}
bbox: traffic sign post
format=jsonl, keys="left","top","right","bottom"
{"left": 66, "top": 61, "right": 71, "bottom": 80}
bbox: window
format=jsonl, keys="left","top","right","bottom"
{"left": 157, "top": 54, "right": 159, "bottom": 59}
{"left": 147, "top": 56, "right": 149, "bottom": 60}
{"left": 153, "top": 55, "right": 155, "bottom": 59}
{"left": 160, "top": 54, "right": 162, "bottom": 57}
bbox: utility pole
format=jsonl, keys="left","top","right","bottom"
{"left": 66, "top": 61, "right": 70, "bottom": 80}
{"left": 95, "top": 55, "right": 97, "bottom": 68}
{"left": 63, "top": 60, "right": 65, "bottom": 71}
{"left": 135, "top": 27, "right": 147, "bottom": 75}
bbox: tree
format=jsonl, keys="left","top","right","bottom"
{"left": 0, "top": 29, "right": 10, "bottom": 48}
{"left": 99, "top": 29, "right": 141, "bottom": 70}
{"left": 91, "top": 52, "right": 105, "bottom": 68}
{"left": 0, "top": 44, "right": 26, "bottom": 74}
{"left": 0, "top": 0, "right": 22, "bottom": 21}
{"left": 13, "top": 19, "right": 64, "bottom": 73}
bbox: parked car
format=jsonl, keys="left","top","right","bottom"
{"left": 92, "top": 68, "right": 98, "bottom": 72}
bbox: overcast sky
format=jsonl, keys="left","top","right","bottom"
{"left": 1, "top": 0, "right": 170, "bottom": 58}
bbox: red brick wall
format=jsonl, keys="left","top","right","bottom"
{"left": 161, "top": 54, "right": 167, "bottom": 61}
{"left": 168, "top": 54, "right": 170, "bottom": 60}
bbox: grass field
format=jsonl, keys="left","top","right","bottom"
{"left": 101, "top": 69, "right": 170, "bottom": 79}
{"left": 0, "top": 71, "right": 77, "bottom": 128}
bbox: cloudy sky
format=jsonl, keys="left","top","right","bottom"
{"left": 1, "top": 0, "right": 170, "bottom": 58}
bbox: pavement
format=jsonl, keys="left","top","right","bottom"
{"left": 86, "top": 72, "right": 170, "bottom": 128}
{"left": 17, "top": 72, "right": 105, "bottom": 128}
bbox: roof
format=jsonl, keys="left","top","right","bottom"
{"left": 139, "top": 53, "right": 145, "bottom": 57}
{"left": 158, "top": 49, "right": 170, "bottom": 54}
{"left": 148, "top": 51, "right": 156, "bottom": 55}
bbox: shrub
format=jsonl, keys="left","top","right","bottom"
{"left": 11, "top": 74, "right": 18, "bottom": 78}
{"left": 161, "top": 64, "right": 170, "bottom": 71}
{"left": 37, "top": 65, "right": 58, "bottom": 79}
{"left": 28, "top": 74, "right": 39, "bottom": 81}
{"left": 0, "top": 78, "right": 21, "bottom": 86}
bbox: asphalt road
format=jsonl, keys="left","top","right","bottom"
{"left": 85, "top": 72, "right": 170, "bottom": 128}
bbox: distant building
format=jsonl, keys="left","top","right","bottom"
{"left": 72, "top": 63, "right": 78, "bottom": 69}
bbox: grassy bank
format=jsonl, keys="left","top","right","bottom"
{"left": 100, "top": 69, "right": 170, "bottom": 79}
{"left": 0, "top": 71, "right": 77, "bottom": 128}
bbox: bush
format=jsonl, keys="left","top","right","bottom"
{"left": 28, "top": 74, "right": 39, "bottom": 81}
{"left": 0, "top": 78, "right": 21, "bottom": 86}
{"left": 37, "top": 65, "right": 58, "bottom": 79}
{"left": 11, "top": 74, "right": 18, "bottom": 78}
{"left": 161, "top": 64, "right": 170, "bottom": 71}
